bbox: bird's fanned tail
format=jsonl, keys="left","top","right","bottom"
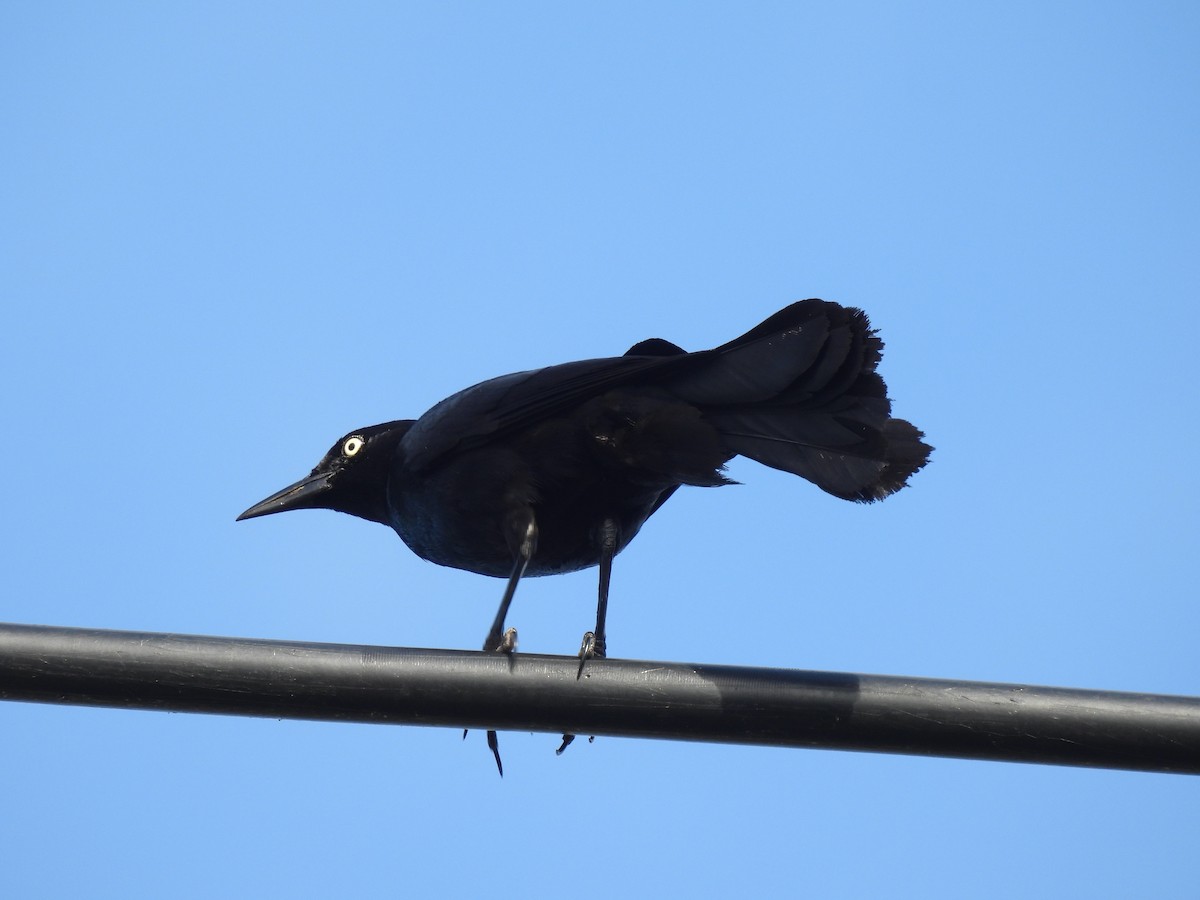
{"left": 659, "top": 299, "right": 931, "bottom": 502}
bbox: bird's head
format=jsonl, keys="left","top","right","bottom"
{"left": 237, "top": 420, "right": 415, "bottom": 526}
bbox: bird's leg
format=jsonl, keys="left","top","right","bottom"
{"left": 484, "top": 510, "right": 537, "bottom": 652}
{"left": 577, "top": 516, "right": 618, "bottom": 677}
{"left": 559, "top": 517, "right": 618, "bottom": 756}
{"left": 472, "top": 510, "right": 538, "bottom": 776}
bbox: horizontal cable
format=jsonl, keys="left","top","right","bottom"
{"left": 1, "top": 621, "right": 1196, "bottom": 774}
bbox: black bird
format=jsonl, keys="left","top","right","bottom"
{"left": 238, "top": 299, "right": 931, "bottom": 770}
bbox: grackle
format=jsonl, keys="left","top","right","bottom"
{"left": 238, "top": 299, "right": 932, "bottom": 772}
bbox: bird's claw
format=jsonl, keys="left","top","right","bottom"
{"left": 487, "top": 729, "right": 503, "bottom": 777}
{"left": 575, "top": 630, "right": 605, "bottom": 679}
{"left": 556, "top": 733, "right": 596, "bottom": 756}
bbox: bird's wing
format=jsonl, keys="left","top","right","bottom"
{"left": 401, "top": 353, "right": 695, "bottom": 472}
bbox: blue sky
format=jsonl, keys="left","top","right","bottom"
{"left": 3, "top": 2, "right": 1197, "bottom": 896}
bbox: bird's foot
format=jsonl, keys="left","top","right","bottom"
{"left": 574, "top": 630, "right": 606, "bottom": 680}
{"left": 464, "top": 627, "right": 519, "bottom": 777}
{"left": 560, "top": 632, "right": 605, "bottom": 755}
{"left": 485, "top": 626, "right": 518, "bottom": 654}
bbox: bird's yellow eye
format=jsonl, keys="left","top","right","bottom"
{"left": 343, "top": 436, "right": 365, "bottom": 457}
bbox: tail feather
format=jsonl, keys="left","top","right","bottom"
{"left": 662, "top": 299, "right": 931, "bottom": 502}
{"left": 667, "top": 306, "right": 834, "bottom": 404}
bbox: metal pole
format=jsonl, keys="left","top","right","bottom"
{"left": 1, "top": 621, "right": 1196, "bottom": 774}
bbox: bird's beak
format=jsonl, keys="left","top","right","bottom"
{"left": 236, "top": 470, "right": 334, "bottom": 521}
